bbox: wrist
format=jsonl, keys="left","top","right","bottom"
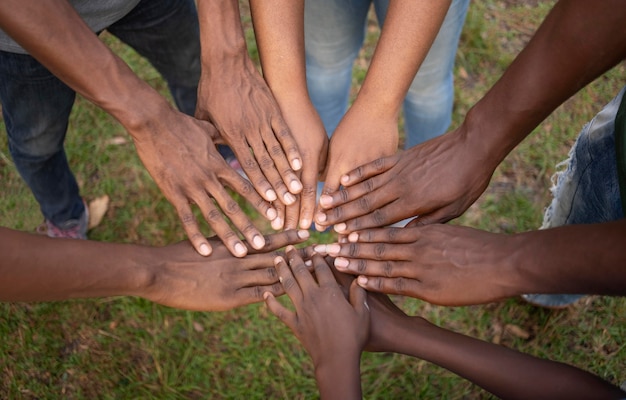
{"left": 314, "top": 351, "right": 362, "bottom": 399}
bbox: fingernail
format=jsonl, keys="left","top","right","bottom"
{"left": 348, "top": 232, "right": 359, "bottom": 242}
{"left": 334, "top": 223, "right": 347, "bottom": 233}
{"left": 313, "top": 244, "right": 326, "bottom": 254}
{"left": 319, "top": 195, "right": 333, "bottom": 208}
{"left": 271, "top": 217, "right": 283, "bottom": 230}
{"left": 305, "top": 260, "right": 312, "bottom": 267}
{"left": 297, "top": 230, "right": 310, "bottom": 239}
{"left": 266, "top": 208, "right": 277, "bottom": 220}
{"left": 199, "top": 243, "right": 211, "bottom": 256}
{"left": 334, "top": 257, "right": 349, "bottom": 269}
{"left": 290, "top": 180, "right": 302, "bottom": 193}
{"left": 263, "top": 292, "right": 271, "bottom": 300}
{"left": 341, "top": 175, "right": 350, "bottom": 185}
{"left": 292, "top": 158, "right": 302, "bottom": 171}
{"left": 326, "top": 243, "right": 340, "bottom": 255}
{"left": 235, "top": 242, "right": 247, "bottom": 256}
{"left": 299, "top": 219, "right": 311, "bottom": 229}
{"left": 284, "top": 193, "right": 296, "bottom": 205}
{"left": 266, "top": 190, "right": 277, "bottom": 201}
{"left": 274, "top": 256, "right": 283, "bottom": 265}
{"left": 357, "top": 276, "right": 368, "bottom": 286}
{"left": 286, "top": 245, "right": 295, "bottom": 252}
{"left": 316, "top": 213, "right": 327, "bottom": 223}
{"left": 253, "top": 235, "right": 265, "bottom": 249}
{"left": 315, "top": 223, "right": 327, "bottom": 232}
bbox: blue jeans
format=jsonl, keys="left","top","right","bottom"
{"left": 304, "top": 0, "right": 469, "bottom": 148}
{"left": 524, "top": 87, "right": 625, "bottom": 307}
{"left": 0, "top": 0, "right": 201, "bottom": 226}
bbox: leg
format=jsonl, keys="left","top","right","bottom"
{"left": 305, "top": 0, "right": 371, "bottom": 136}
{"left": 106, "top": 0, "right": 201, "bottom": 116}
{"left": 524, "top": 87, "right": 626, "bottom": 308}
{"left": 0, "top": 50, "right": 86, "bottom": 234}
{"left": 374, "top": 0, "right": 469, "bottom": 148}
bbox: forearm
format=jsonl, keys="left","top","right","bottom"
{"left": 506, "top": 220, "right": 626, "bottom": 296}
{"left": 386, "top": 316, "right": 625, "bottom": 399}
{"left": 250, "top": 0, "right": 309, "bottom": 104}
{"left": 0, "top": 0, "right": 171, "bottom": 134}
{"left": 352, "top": 0, "right": 451, "bottom": 119}
{"left": 463, "top": 0, "right": 626, "bottom": 164}
{"left": 197, "top": 0, "right": 251, "bottom": 76}
{"left": 0, "top": 228, "right": 153, "bottom": 302}
{"left": 315, "top": 356, "right": 362, "bottom": 400}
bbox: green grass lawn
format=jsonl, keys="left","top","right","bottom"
{"left": 1, "top": 1, "right": 625, "bottom": 398}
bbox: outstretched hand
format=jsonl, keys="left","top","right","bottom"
{"left": 143, "top": 229, "right": 310, "bottom": 311}
{"left": 132, "top": 107, "right": 277, "bottom": 258}
{"left": 316, "top": 128, "right": 496, "bottom": 233}
{"left": 196, "top": 56, "right": 303, "bottom": 207}
{"left": 264, "top": 247, "right": 368, "bottom": 400}
{"left": 315, "top": 224, "right": 517, "bottom": 306}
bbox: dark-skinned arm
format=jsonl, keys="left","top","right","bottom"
{"left": 0, "top": 0, "right": 276, "bottom": 258}
{"left": 195, "top": 0, "right": 303, "bottom": 212}
{"left": 0, "top": 227, "right": 309, "bottom": 310}
{"left": 316, "top": 0, "right": 626, "bottom": 232}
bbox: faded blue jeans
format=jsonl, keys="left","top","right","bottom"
{"left": 304, "top": 0, "right": 470, "bottom": 148}
{"left": 524, "top": 87, "right": 626, "bottom": 307}
{"left": 0, "top": 0, "right": 201, "bottom": 227}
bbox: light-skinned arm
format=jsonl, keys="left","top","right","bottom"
{"left": 316, "top": 0, "right": 451, "bottom": 231}
{"left": 249, "top": 0, "right": 329, "bottom": 231}
{"left": 316, "top": 0, "right": 626, "bottom": 232}
{"left": 0, "top": 227, "right": 309, "bottom": 310}
{"left": 0, "top": 0, "right": 275, "bottom": 258}
{"left": 195, "top": 0, "right": 304, "bottom": 211}
{"left": 313, "top": 219, "right": 626, "bottom": 306}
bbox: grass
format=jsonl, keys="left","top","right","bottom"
{"left": 1, "top": 0, "right": 625, "bottom": 398}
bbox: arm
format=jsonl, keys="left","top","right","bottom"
{"left": 264, "top": 247, "right": 368, "bottom": 399}
{"left": 313, "top": 220, "right": 626, "bottom": 306}
{"left": 249, "top": 0, "right": 328, "bottom": 231}
{"left": 315, "top": 0, "right": 626, "bottom": 231}
{"left": 0, "top": 0, "right": 275, "bottom": 258}
{"left": 364, "top": 291, "right": 626, "bottom": 399}
{"left": 0, "top": 227, "right": 309, "bottom": 310}
{"left": 317, "top": 0, "right": 451, "bottom": 230}
{"left": 195, "top": 0, "right": 304, "bottom": 210}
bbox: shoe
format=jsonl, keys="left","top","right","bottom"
{"left": 37, "top": 200, "right": 89, "bottom": 240}
{"left": 521, "top": 293, "right": 584, "bottom": 309}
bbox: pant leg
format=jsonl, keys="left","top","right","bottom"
{"left": 106, "top": 0, "right": 201, "bottom": 116}
{"left": 524, "top": 87, "right": 625, "bottom": 308}
{"left": 0, "top": 51, "right": 84, "bottom": 225}
{"left": 374, "top": 0, "right": 469, "bottom": 148}
{"left": 305, "top": 0, "right": 372, "bottom": 137}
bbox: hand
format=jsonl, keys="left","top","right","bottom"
{"left": 196, "top": 56, "right": 303, "bottom": 206}
{"left": 131, "top": 107, "right": 277, "bottom": 257}
{"left": 278, "top": 99, "right": 328, "bottom": 230}
{"left": 264, "top": 247, "right": 370, "bottom": 371}
{"left": 315, "top": 127, "right": 495, "bottom": 233}
{"left": 143, "top": 229, "right": 310, "bottom": 311}
{"left": 314, "top": 224, "right": 517, "bottom": 306}
{"left": 316, "top": 107, "right": 399, "bottom": 231}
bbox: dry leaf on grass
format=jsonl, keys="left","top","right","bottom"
{"left": 88, "top": 195, "right": 110, "bottom": 229}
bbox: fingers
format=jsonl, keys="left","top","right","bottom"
{"left": 297, "top": 163, "right": 319, "bottom": 230}
{"left": 285, "top": 245, "right": 316, "bottom": 293}
{"left": 224, "top": 169, "right": 278, "bottom": 224}
{"left": 349, "top": 280, "right": 369, "bottom": 315}
{"left": 331, "top": 201, "right": 408, "bottom": 234}
{"left": 314, "top": 178, "right": 341, "bottom": 232}
{"left": 264, "top": 292, "right": 297, "bottom": 329}
{"left": 356, "top": 276, "right": 420, "bottom": 298}
{"left": 271, "top": 116, "right": 302, "bottom": 173}
{"left": 194, "top": 192, "right": 248, "bottom": 257}
{"left": 247, "top": 229, "right": 309, "bottom": 254}
{"left": 230, "top": 144, "right": 279, "bottom": 203}
{"left": 346, "top": 227, "right": 418, "bottom": 244}
{"left": 174, "top": 199, "right": 212, "bottom": 256}
{"left": 316, "top": 188, "right": 397, "bottom": 231}
{"left": 273, "top": 251, "right": 303, "bottom": 304}
{"left": 310, "top": 253, "right": 336, "bottom": 287}
{"left": 338, "top": 154, "right": 399, "bottom": 188}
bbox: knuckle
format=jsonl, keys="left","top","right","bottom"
{"left": 357, "top": 259, "right": 367, "bottom": 274}
{"left": 269, "top": 144, "right": 284, "bottom": 157}
{"left": 259, "top": 156, "right": 274, "bottom": 169}
{"left": 364, "top": 179, "right": 374, "bottom": 193}
{"left": 224, "top": 200, "right": 241, "bottom": 215}
{"left": 373, "top": 157, "right": 386, "bottom": 171}
{"left": 357, "top": 196, "right": 371, "bottom": 212}
{"left": 347, "top": 243, "right": 359, "bottom": 258}
{"left": 393, "top": 277, "right": 407, "bottom": 294}
{"left": 339, "top": 189, "right": 349, "bottom": 203}
{"left": 388, "top": 227, "right": 400, "bottom": 241}
{"left": 266, "top": 267, "right": 278, "bottom": 280}
{"left": 383, "top": 261, "right": 393, "bottom": 278}
{"left": 374, "top": 243, "right": 386, "bottom": 259}
{"left": 372, "top": 209, "right": 386, "bottom": 226}
{"left": 206, "top": 208, "right": 223, "bottom": 223}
